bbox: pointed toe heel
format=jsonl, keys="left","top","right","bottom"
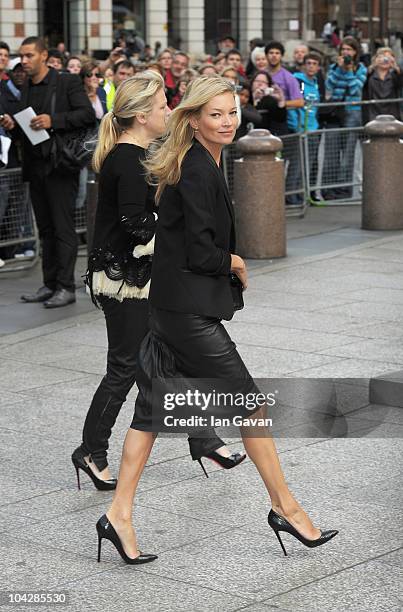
{"left": 188, "top": 438, "right": 246, "bottom": 476}
{"left": 205, "top": 450, "right": 246, "bottom": 470}
{"left": 72, "top": 448, "right": 117, "bottom": 491}
{"left": 96, "top": 514, "right": 157, "bottom": 565}
{"left": 195, "top": 451, "right": 246, "bottom": 477}
{"left": 268, "top": 509, "right": 338, "bottom": 556}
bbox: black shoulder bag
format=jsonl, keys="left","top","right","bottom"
{"left": 49, "top": 80, "right": 98, "bottom": 172}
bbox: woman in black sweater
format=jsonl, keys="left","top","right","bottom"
{"left": 362, "top": 47, "right": 403, "bottom": 123}
{"left": 96, "top": 76, "right": 338, "bottom": 565}
{"left": 72, "top": 73, "right": 242, "bottom": 491}
{"left": 71, "top": 73, "right": 164, "bottom": 489}
{"left": 250, "top": 70, "right": 287, "bottom": 136}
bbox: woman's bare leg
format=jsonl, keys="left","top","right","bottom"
{"left": 241, "top": 408, "right": 321, "bottom": 540}
{"left": 106, "top": 428, "right": 157, "bottom": 558}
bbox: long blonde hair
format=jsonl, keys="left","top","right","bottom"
{"left": 92, "top": 70, "right": 164, "bottom": 172}
{"left": 144, "top": 74, "right": 235, "bottom": 202}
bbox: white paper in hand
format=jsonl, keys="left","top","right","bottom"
{"left": 14, "top": 107, "right": 50, "bottom": 146}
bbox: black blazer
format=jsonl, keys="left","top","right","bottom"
{"left": 150, "top": 140, "right": 236, "bottom": 321}
{"left": 19, "top": 67, "right": 95, "bottom": 131}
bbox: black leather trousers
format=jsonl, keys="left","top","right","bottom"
{"left": 79, "top": 295, "right": 149, "bottom": 471}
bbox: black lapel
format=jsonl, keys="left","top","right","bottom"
{"left": 20, "top": 82, "right": 29, "bottom": 110}
{"left": 193, "top": 140, "right": 235, "bottom": 226}
{"left": 41, "top": 68, "right": 57, "bottom": 115}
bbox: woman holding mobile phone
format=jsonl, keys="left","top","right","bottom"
{"left": 362, "top": 47, "right": 403, "bottom": 123}
{"left": 250, "top": 70, "right": 287, "bottom": 136}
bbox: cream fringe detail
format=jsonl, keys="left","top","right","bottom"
{"left": 89, "top": 271, "right": 150, "bottom": 302}
{"left": 133, "top": 235, "right": 155, "bottom": 258}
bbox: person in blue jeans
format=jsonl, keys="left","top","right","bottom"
{"left": 288, "top": 52, "right": 323, "bottom": 203}
{"left": 323, "top": 36, "right": 367, "bottom": 200}
{"left": 265, "top": 41, "right": 304, "bottom": 206}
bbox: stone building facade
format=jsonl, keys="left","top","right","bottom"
{"left": 0, "top": 0, "right": 402, "bottom": 57}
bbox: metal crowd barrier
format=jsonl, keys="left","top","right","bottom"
{"left": 303, "top": 126, "right": 366, "bottom": 206}
{"left": 0, "top": 167, "right": 39, "bottom": 272}
{"left": 224, "top": 97, "right": 403, "bottom": 217}
{"left": 1, "top": 98, "right": 402, "bottom": 272}
{"left": 0, "top": 165, "right": 93, "bottom": 272}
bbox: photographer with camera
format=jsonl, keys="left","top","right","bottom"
{"left": 322, "top": 37, "right": 367, "bottom": 200}
{"left": 250, "top": 70, "right": 286, "bottom": 136}
{"left": 362, "top": 47, "right": 403, "bottom": 123}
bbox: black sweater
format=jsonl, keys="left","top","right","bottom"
{"left": 362, "top": 69, "right": 403, "bottom": 123}
{"left": 255, "top": 95, "right": 288, "bottom": 136}
{"left": 87, "top": 143, "right": 157, "bottom": 302}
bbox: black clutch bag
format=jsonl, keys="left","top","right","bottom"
{"left": 229, "top": 273, "right": 244, "bottom": 311}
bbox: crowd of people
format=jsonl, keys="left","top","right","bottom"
{"left": 0, "top": 33, "right": 402, "bottom": 268}
{"left": 0, "top": 34, "right": 344, "bottom": 568}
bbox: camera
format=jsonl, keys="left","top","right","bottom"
{"left": 265, "top": 87, "right": 274, "bottom": 95}
{"left": 343, "top": 55, "right": 352, "bottom": 65}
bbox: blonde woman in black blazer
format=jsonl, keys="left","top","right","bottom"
{"left": 96, "top": 76, "right": 338, "bottom": 565}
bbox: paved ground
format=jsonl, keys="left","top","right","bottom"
{"left": 0, "top": 206, "right": 402, "bottom": 611}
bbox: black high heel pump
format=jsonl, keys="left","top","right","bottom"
{"left": 197, "top": 450, "right": 246, "bottom": 478}
{"left": 72, "top": 448, "right": 117, "bottom": 491}
{"left": 188, "top": 436, "right": 246, "bottom": 478}
{"left": 96, "top": 514, "right": 157, "bottom": 565}
{"left": 268, "top": 509, "right": 338, "bottom": 556}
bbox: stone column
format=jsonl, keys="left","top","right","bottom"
{"left": 362, "top": 115, "right": 403, "bottom": 231}
{"left": 234, "top": 129, "right": 286, "bottom": 259}
{"left": 0, "top": 0, "right": 39, "bottom": 52}
{"left": 146, "top": 0, "right": 168, "bottom": 50}
{"left": 174, "top": 0, "right": 204, "bottom": 55}
{"left": 238, "top": 0, "right": 263, "bottom": 55}
{"left": 69, "top": 0, "right": 87, "bottom": 54}
{"left": 87, "top": 0, "right": 113, "bottom": 54}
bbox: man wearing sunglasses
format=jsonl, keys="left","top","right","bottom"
{"left": 80, "top": 61, "right": 107, "bottom": 118}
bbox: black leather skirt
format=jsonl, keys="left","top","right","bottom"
{"left": 131, "top": 307, "right": 260, "bottom": 431}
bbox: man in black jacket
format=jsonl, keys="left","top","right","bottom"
{"left": 0, "top": 37, "right": 95, "bottom": 307}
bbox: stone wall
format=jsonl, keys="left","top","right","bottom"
{"left": 0, "top": 0, "right": 39, "bottom": 52}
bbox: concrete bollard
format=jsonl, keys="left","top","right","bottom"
{"left": 234, "top": 129, "right": 286, "bottom": 258}
{"left": 362, "top": 115, "right": 403, "bottom": 230}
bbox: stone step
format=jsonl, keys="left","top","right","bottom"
{"left": 369, "top": 370, "right": 403, "bottom": 408}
